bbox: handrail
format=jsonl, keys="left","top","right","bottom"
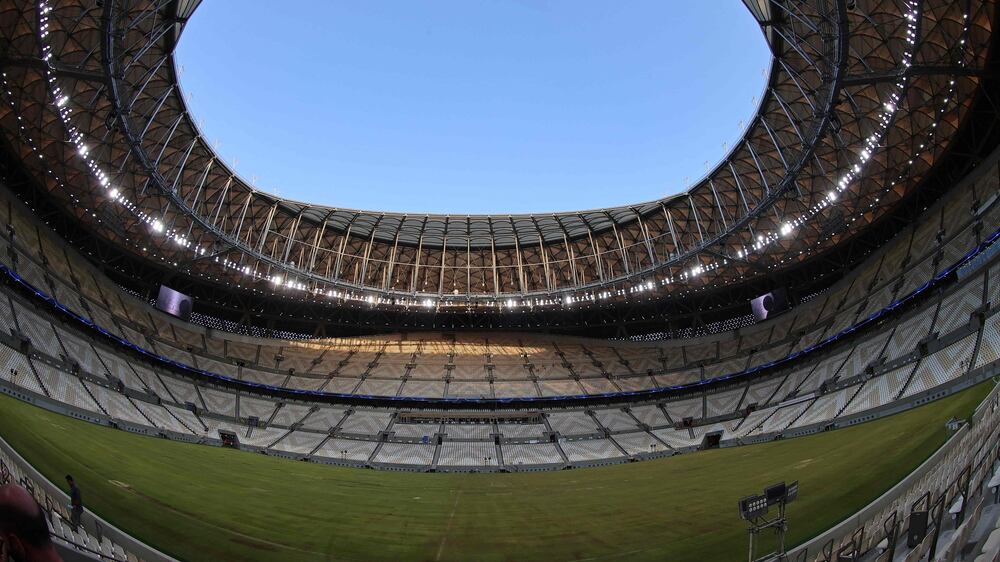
{"left": 787, "top": 378, "right": 1000, "bottom": 558}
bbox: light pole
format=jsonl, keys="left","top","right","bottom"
{"left": 739, "top": 481, "right": 798, "bottom": 562}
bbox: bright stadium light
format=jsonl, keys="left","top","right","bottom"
{"left": 738, "top": 494, "right": 768, "bottom": 520}
{"left": 739, "top": 481, "right": 798, "bottom": 562}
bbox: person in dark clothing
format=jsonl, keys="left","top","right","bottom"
{"left": 0, "top": 483, "right": 63, "bottom": 561}
{"left": 63, "top": 477, "right": 80, "bottom": 534}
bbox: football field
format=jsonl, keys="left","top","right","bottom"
{"left": 0, "top": 382, "right": 991, "bottom": 562}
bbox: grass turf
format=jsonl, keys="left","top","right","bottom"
{"left": 0, "top": 382, "right": 992, "bottom": 562}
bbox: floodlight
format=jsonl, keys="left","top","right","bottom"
{"left": 739, "top": 494, "right": 769, "bottom": 520}
{"left": 741, "top": 480, "right": 799, "bottom": 561}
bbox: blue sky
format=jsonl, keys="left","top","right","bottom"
{"left": 176, "top": 1, "right": 769, "bottom": 214}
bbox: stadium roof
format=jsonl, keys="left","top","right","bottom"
{"left": 0, "top": 0, "right": 994, "bottom": 314}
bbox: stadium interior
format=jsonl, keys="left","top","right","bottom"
{"left": 0, "top": 0, "right": 1000, "bottom": 560}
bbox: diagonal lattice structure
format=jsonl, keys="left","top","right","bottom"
{"left": 0, "top": 0, "right": 994, "bottom": 316}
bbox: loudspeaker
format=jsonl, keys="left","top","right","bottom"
{"left": 907, "top": 511, "right": 928, "bottom": 547}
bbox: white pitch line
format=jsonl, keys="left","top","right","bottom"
{"left": 435, "top": 490, "right": 463, "bottom": 561}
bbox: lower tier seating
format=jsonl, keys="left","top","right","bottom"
{"left": 2, "top": 250, "right": 997, "bottom": 471}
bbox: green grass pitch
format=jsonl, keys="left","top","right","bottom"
{"left": 0, "top": 382, "right": 991, "bottom": 562}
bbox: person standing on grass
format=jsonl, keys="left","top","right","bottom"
{"left": 64, "top": 476, "right": 80, "bottom": 533}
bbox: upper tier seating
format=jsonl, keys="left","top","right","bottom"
{"left": 0, "top": 155, "right": 996, "bottom": 401}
